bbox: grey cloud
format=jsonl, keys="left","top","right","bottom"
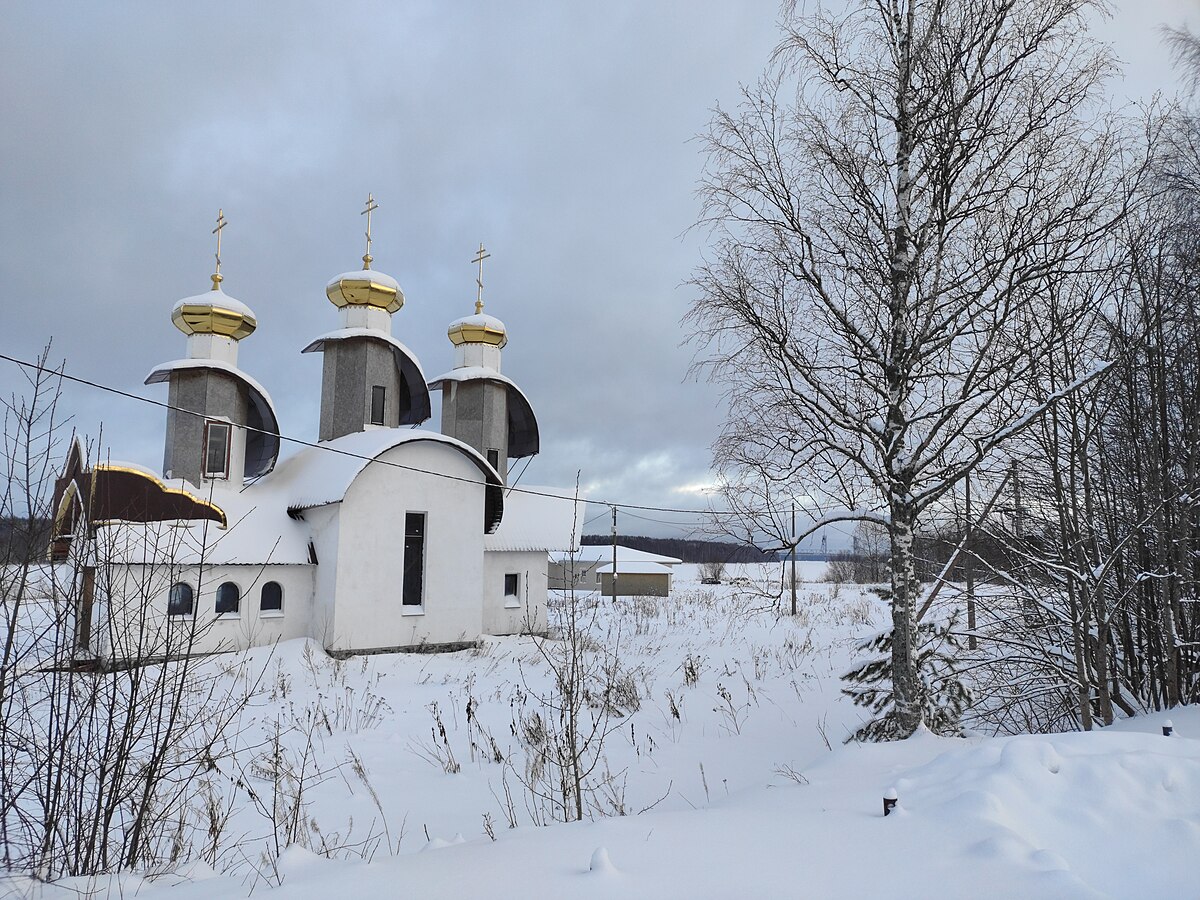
{"left": 0, "top": 0, "right": 1192, "bottom": 541}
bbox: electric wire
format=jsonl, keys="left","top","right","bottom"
{"left": 0, "top": 350, "right": 760, "bottom": 517}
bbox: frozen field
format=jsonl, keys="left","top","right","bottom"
{"left": 8, "top": 564, "right": 1200, "bottom": 899}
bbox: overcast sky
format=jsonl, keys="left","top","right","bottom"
{"left": 1, "top": 0, "right": 1195, "bottom": 545}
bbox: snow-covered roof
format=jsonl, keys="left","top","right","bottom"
{"left": 556, "top": 545, "right": 683, "bottom": 566}
{"left": 596, "top": 561, "right": 674, "bottom": 575}
{"left": 428, "top": 367, "right": 539, "bottom": 459}
{"left": 448, "top": 312, "right": 506, "bottom": 332}
{"left": 326, "top": 269, "right": 400, "bottom": 293}
{"left": 302, "top": 328, "right": 425, "bottom": 382}
{"left": 267, "top": 428, "right": 504, "bottom": 531}
{"left": 484, "top": 486, "right": 584, "bottom": 553}
{"left": 101, "top": 428, "right": 509, "bottom": 563}
{"left": 302, "top": 328, "right": 431, "bottom": 425}
{"left": 98, "top": 478, "right": 312, "bottom": 566}
{"left": 145, "top": 358, "right": 281, "bottom": 477}
{"left": 171, "top": 288, "right": 256, "bottom": 320}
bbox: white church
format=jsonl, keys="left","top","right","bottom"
{"left": 51, "top": 209, "right": 581, "bottom": 661}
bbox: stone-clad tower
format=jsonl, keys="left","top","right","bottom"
{"left": 429, "top": 246, "right": 539, "bottom": 482}
{"left": 147, "top": 212, "right": 280, "bottom": 488}
{"left": 302, "top": 197, "right": 430, "bottom": 440}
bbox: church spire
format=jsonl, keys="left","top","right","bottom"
{"left": 472, "top": 242, "right": 490, "bottom": 314}
{"left": 361, "top": 193, "right": 378, "bottom": 270}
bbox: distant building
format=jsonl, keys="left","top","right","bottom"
{"left": 597, "top": 561, "right": 673, "bottom": 597}
{"left": 549, "top": 545, "right": 681, "bottom": 596}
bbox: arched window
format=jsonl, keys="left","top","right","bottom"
{"left": 215, "top": 582, "right": 240, "bottom": 615}
{"left": 260, "top": 581, "right": 283, "bottom": 613}
{"left": 168, "top": 582, "right": 194, "bottom": 617}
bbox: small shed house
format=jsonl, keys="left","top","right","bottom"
{"left": 597, "top": 560, "right": 673, "bottom": 597}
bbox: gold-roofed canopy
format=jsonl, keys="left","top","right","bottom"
{"left": 325, "top": 271, "right": 404, "bottom": 313}
{"left": 171, "top": 210, "right": 258, "bottom": 340}
{"left": 172, "top": 300, "right": 258, "bottom": 340}
{"left": 325, "top": 194, "right": 405, "bottom": 313}
{"left": 447, "top": 315, "right": 508, "bottom": 347}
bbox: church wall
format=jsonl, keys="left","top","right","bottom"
{"left": 100, "top": 562, "right": 313, "bottom": 660}
{"left": 482, "top": 550, "right": 547, "bottom": 636}
{"left": 302, "top": 504, "right": 342, "bottom": 647}
{"left": 327, "top": 441, "right": 486, "bottom": 653}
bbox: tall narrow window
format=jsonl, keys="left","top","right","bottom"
{"left": 215, "top": 581, "right": 240, "bottom": 615}
{"left": 260, "top": 581, "right": 283, "bottom": 612}
{"left": 487, "top": 448, "right": 500, "bottom": 472}
{"left": 168, "top": 582, "right": 194, "bottom": 617}
{"left": 203, "top": 421, "right": 231, "bottom": 478}
{"left": 370, "top": 385, "right": 386, "bottom": 426}
{"left": 403, "top": 512, "right": 426, "bottom": 607}
{"left": 504, "top": 573, "right": 519, "bottom": 598}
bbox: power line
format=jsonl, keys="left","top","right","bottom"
{"left": 618, "top": 509, "right": 709, "bottom": 528}
{"left": 0, "top": 350, "right": 749, "bottom": 517}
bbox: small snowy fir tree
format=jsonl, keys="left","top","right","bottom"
{"left": 841, "top": 598, "right": 970, "bottom": 742}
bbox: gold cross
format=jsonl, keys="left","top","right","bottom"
{"left": 211, "top": 209, "right": 227, "bottom": 289}
{"left": 361, "top": 193, "right": 379, "bottom": 268}
{"left": 472, "top": 242, "right": 491, "bottom": 314}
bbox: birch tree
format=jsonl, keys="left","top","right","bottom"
{"left": 690, "top": 0, "right": 1136, "bottom": 737}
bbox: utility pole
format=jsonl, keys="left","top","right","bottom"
{"left": 790, "top": 500, "right": 798, "bottom": 616}
{"left": 610, "top": 505, "right": 618, "bottom": 602}
{"left": 965, "top": 477, "right": 977, "bottom": 650}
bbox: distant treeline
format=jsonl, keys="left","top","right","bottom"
{"left": 580, "top": 534, "right": 774, "bottom": 564}
{"left": 0, "top": 516, "right": 50, "bottom": 562}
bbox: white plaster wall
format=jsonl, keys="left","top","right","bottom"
{"left": 483, "top": 550, "right": 547, "bottom": 635}
{"left": 302, "top": 504, "right": 342, "bottom": 646}
{"left": 101, "top": 562, "right": 313, "bottom": 659}
{"left": 327, "top": 440, "right": 486, "bottom": 652}
{"left": 455, "top": 342, "right": 502, "bottom": 371}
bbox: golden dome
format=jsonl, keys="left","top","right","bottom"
{"left": 326, "top": 265, "right": 404, "bottom": 314}
{"left": 447, "top": 302, "right": 508, "bottom": 348}
{"left": 171, "top": 277, "right": 258, "bottom": 340}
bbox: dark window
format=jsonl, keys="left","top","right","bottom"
{"left": 260, "top": 581, "right": 283, "bottom": 612}
{"left": 215, "top": 581, "right": 240, "bottom": 614}
{"left": 403, "top": 512, "right": 425, "bottom": 607}
{"left": 504, "top": 573, "right": 519, "bottom": 597}
{"left": 487, "top": 448, "right": 500, "bottom": 471}
{"left": 203, "top": 421, "right": 231, "bottom": 478}
{"left": 370, "top": 385, "right": 386, "bottom": 426}
{"left": 168, "top": 582, "right": 194, "bottom": 616}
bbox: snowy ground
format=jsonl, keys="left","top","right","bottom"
{"left": 8, "top": 564, "right": 1200, "bottom": 899}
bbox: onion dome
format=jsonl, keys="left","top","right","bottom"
{"left": 325, "top": 265, "right": 404, "bottom": 314}
{"left": 171, "top": 274, "right": 258, "bottom": 340}
{"left": 448, "top": 300, "right": 508, "bottom": 348}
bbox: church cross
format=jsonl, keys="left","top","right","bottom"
{"left": 361, "top": 193, "right": 379, "bottom": 268}
{"left": 211, "top": 209, "right": 227, "bottom": 288}
{"left": 472, "top": 242, "right": 491, "bottom": 314}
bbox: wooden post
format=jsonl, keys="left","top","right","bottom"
{"left": 883, "top": 787, "right": 898, "bottom": 816}
{"left": 76, "top": 565, "right": 96, "bottom": 654}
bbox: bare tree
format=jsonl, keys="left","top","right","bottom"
{"left": 0, "top": 353, "right": 263, "bottom": 879}
{"left": 690, "top": 0, "right": 1138, "bottom": 737}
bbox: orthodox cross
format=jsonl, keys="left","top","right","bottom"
{"left": 361, "top": 193, "right": 378, "bottom": 268}
{"left": 211, "top": 209, "right": 227, "bottom": 288}
{"left": 472, "top": 242, "right": 491, "bottom": 314}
